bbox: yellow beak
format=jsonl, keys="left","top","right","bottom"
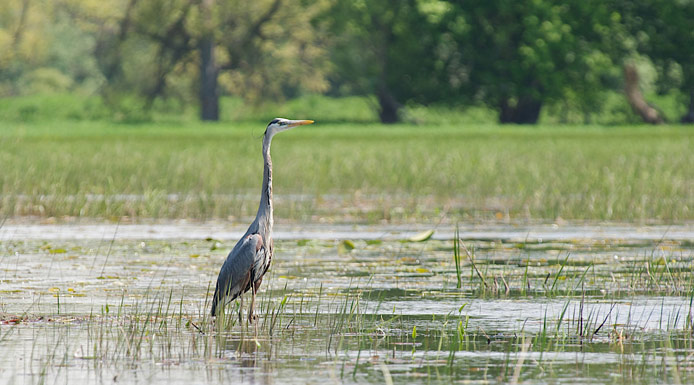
{"left": 288, "top": 119, "right": 315, "bottom": 128}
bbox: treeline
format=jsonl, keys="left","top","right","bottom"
{"left": 1, "top": 0, "right": 693, "bottom": 124}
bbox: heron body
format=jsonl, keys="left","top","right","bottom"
{"left": 211, "top": 118, "right": 314, "bottom": 320}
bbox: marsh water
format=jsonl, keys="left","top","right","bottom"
{"left": 1, "top": 223, "right": 693, "bottom": 384}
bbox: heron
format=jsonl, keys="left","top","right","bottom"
{"left": 211, "top": 118, "right": 314, "bottom": 321}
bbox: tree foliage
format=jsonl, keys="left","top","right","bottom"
{"left": 439, "top": 0, "right": 620, "bottom": 123}
{"left": 1, "top": 0, "right": 104, "bottom": 96}
{"left": 2, "top": 0, "right": 694, "bottom": 124}
{"left": 1, "top": 0, "right": 330, "bottom": 120}
{"left": 616, "top": 0, "right": 694, "bottom": 121}
{"left": 326, "top": 0, "right": 446, "bottom": 123}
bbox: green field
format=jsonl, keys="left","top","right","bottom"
{"left": 1, "top": 117, "right": 692, "bottom": 223}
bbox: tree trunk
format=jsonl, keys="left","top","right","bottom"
{"left": 200, "top": 37, "right": 219, "bottom": 121}
{"left": 499, "top": 96, "right": 542, "bottom": 124}
{"left": 377, "top": 86, "right": 400, "bottom": 124}
{"left": 199, "top": 0, "right": 219, "bottom": 121}
{"left": 681, "top": 90, "right": 694, "bottom": 124}
{"left": 624, "top": 64, "right": 665, "bottom": 124}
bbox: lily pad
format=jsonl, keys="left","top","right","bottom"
{"left": 338, "top": 239, "right": 356, "bottom": 254}
{"left": 408, "top": 230, "right": 434, "bottom": 242}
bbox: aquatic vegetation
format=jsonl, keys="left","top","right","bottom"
{"left": 1, "top": 230, "right": 693, "bottom": 383}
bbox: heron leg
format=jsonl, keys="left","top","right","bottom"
{"left": 248, "top": 276, "right": 264, "bottom": 323}
{"left": 238, "top": 293, "right": 244, "bottom": 324}
{"left": 248, "top": 284, "right": 257, "bottom": 323}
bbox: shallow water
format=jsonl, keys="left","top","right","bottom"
{"left": 1, "top": 224, "right": 693, "bottom": 384}
{"left": 2, "top": 222, "right": 694, "bottom": 241}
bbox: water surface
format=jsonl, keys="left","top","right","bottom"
{"left": 1, "top": 224, "right": 693, "bottom": 384}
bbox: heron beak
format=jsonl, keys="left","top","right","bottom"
{"left": 287, "top": 119, "right": 314, "bottom": 128}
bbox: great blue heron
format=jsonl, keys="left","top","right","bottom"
{"left": 211, "top": 118, "right": 314, "bottom": 321}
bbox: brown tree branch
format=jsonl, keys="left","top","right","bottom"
{"left": 220, "top": 0, "right": 282, "bottom": 71}
{"left": 96, "top": 0, "right": 140, "bottom": 82}
{"left": 12, "top": 0, "right": 31, "bottom": 49}
{"left": 142, "top": 3, "right": 197, "bottom": 104}
{"left": 624, "top": 64, "right": 666, "bottom": 124}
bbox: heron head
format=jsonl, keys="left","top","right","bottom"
{"left": 264, "top": 118, "right": 314, "bottom": 138}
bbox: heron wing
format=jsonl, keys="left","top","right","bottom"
{"left": 211, "top": 233, "right": 262, "bottom": 315}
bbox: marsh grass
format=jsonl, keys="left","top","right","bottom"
{"left": 11, "top": 282, "right": 694, "bottom": 384}
{"left": 451, "top": 237, "right": 694, "bottom": 298}
{"left": 1, "top": 121, "right": 692, "bottom": 222}
{"left": 2, "top": 234, "right": 694, "bottom": 383}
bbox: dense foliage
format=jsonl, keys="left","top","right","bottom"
{"left": 1, "top": 0, "right": 692, "bottom": 123}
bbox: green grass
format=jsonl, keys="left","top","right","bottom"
{"left": 1, "top": 117, "right": 692, "bottom": 222}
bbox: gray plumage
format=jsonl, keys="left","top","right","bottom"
{"left": 211, "top": 118, "right": 314, "bottom": 320}
{"left": 210, "top": 233, "right": 267, "bottom": 315}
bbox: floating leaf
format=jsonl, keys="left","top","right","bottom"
{"left": 338, "top": 239, "right": 356, "bottom": 254}
{"left": 49, "top": 248, "right": 67, "bottom": 254}
{"left": 210, "top": 242, "right": 222, "bottom": 251}
{"left": 366, "top": 240, "right": 382, "bottom": 245}
{"left": 297, "top": 239, "right": 310, "bottom": 246}
{"left": 409, "top": 230, "right": 434, "bottom": 242}
{"left": 189, "top": 254, "right": 200, "bottom": 258}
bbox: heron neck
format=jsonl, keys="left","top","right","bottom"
{"left": 254, "top": 137, "right": 273, "bottom": 238}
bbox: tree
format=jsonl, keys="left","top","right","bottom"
{"left": 213, "top": 0, "right": 329, "bottom": 104}
{"left": 80, "top": 0, "right": 328, "bottom": 120}
{"left": 326, "top": 0, "right": 445, "bottom": 123}
{"left": 73, "top": 0, "right": 184, "bottom": 118}
{"left": 615, "top": 0, "right": 694, "bottom": 123}
{"left": 441, "top": 0, "right": 618, "bottom": 124}
{"left": 199, "top": 0, "right": 218, "bottom": 120}
{"left": 0, "top": 0, "right": 48, "bottom": 96}
{"left": 623, "top": 63, "right": 665, "bottom": 124}
{"left": 0, "top": 0, "right": 108, "bottom": 98}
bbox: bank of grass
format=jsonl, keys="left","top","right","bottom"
{"left": 0, "top": 110, "right": 692, "bottom": 223}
